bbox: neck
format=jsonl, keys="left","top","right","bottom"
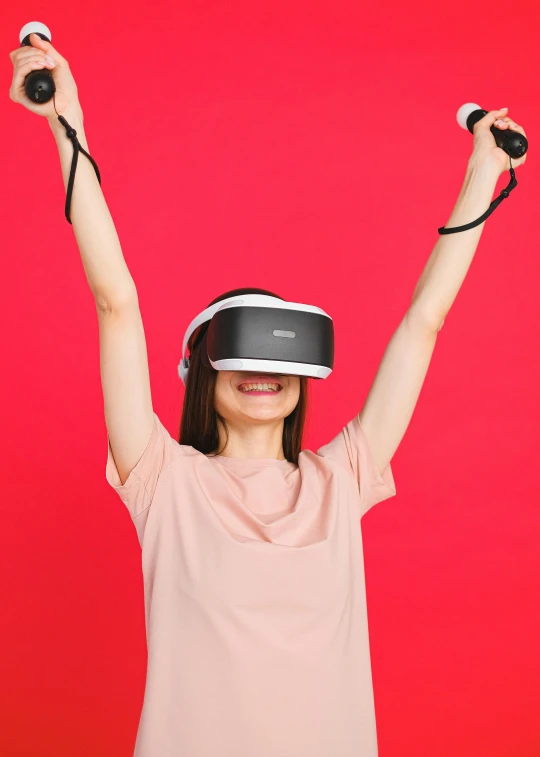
{"left": 214, "top": 417, "right": 286, "bottom": 459}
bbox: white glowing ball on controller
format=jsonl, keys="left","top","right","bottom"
{"left": 456, "top": 103, "right": 482, "bottom": 130}
{"left": 19, "top": 21, "right": 52, "bottom": 44}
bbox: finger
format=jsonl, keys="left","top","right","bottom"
{"left": 509, "top": 121, "right": 525, "bottom": 136}
{"left": 11, "top": 57, "right": 54, "bottom": 93}
{"left": 29, "top": 33, "right": 48, "bottom": 50}
{"left": 27, "top": 33, "right": 66, "bottom": 66}
{"left": 10, "top": 47, "right": 48, "bottom": 64}
{"left": 498, "top": 117, "right": 526, "bottom": 137}
{"left": 475, "top": 108, "right": 509, "bottom": 130}
{"left": 15, "top": 54, "right": 54, "bottom": 74}
{"left": 14, "top": 51, "right": 50, "bottom": 66}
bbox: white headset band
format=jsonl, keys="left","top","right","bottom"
{"left": 181, "top": 295, "right": 279, "bottom": 365}
{"left": 178, "top": 294, "right": 331, "bottom": 383}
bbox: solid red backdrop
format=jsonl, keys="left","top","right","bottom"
{"left": 1, "top": 1, "right": 539, "bottom": 755}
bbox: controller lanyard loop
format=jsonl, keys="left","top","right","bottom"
{"left": 438, "top": 156, "right": 517, "bottom": 234}
{"left": 54, "top": 102, "right": 518, "bottom": 233}
{"left": 57, "top": 113, "right": 101, "bottom": 224}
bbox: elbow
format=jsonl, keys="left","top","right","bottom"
{"left": 407, "top": 303, "right": 445, "bottom": 333}
{"left": 95, "top": 286, "right": 139, "bottom": 314}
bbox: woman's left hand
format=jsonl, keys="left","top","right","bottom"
{"left": 470, "top": 108, "right": 527, "bottom": 176}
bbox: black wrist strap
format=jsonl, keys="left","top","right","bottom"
{"left": 57, "top": 114, "right": 101, "bottom": 225}
{"left": 438, "top": 156, "right": 517, "bottom": 234}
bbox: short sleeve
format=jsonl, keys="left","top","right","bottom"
{"left": 317, "top": 414, "right": 396, "bottom": 515}
{"left": 105, "top": 412, "right": 183, "bottom": 520}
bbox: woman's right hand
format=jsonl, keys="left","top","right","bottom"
{"left": 9, "top": 33, "right": 81, "bottom": 122}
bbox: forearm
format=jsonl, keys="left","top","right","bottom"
{"left": 48, "top": 107, "right": 137, "bottom": 307}
{"left": 410, "top": 159, "right": 500, "bottom": 329}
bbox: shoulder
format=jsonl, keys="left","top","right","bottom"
{"left": 146, "top": 412, "right": 210, "bottom": 477}
{"left": 298, "top": 446, "right": 356, "bottom": 480}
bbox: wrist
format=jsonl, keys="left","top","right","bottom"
{"left": 48, "top": 106, "right": 89, "bottom": 152}
{"left": 47, "top": 105, "right": 84, "bottom": 131}
{"left": 466, "top": 155, "right": 503, "bottom": 183}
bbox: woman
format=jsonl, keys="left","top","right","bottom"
{"left": 9, "top": 33, "right": 526, "bottom": 757}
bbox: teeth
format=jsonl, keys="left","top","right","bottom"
{"left": 239, "top": 382, "right": 280, "bottom": 392}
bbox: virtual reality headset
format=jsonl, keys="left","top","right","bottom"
{"left": 178, "top": 294, "right": 334, "bottom": 384}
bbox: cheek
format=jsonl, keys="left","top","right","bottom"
{"left": 213, "top": 377, "right": 231, "bottom": 413}
{"left": 284, "top": 380, "right": 301, "bottom": 409}
{"left": 213, "top": 373, "right": 242, "bottom": 418}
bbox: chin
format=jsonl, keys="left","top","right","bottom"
{"left": 240, "top": 406, "right": 291, "bottom": 423}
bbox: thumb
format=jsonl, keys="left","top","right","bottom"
{"left": 29, "top": 32, "right": 63, "bottom": 62}
{"left": 29, "top": 32, "right": 49, "bottom": 50}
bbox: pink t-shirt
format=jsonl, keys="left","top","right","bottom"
{"left": 106, "top": 411, "right": 396, "bottom": 757}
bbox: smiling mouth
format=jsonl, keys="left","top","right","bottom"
{"left": 238, "top": 381, "right": 283, "bottom": 394}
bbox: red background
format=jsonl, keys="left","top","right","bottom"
{"left": 2, "top": 1, "right": 539, "bottom": 755}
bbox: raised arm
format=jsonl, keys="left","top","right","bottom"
{"left": 10, "top": 34, "right": 155, "bottom": 485}
{"left": 358, "top": 108, "right": 527, "bottom": 475}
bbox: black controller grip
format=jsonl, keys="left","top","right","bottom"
{"left": 20, "top": 31, "right": 56, "bottom": 104}
{"left": 466, "top": 108, "right": 528, "bottom": 159}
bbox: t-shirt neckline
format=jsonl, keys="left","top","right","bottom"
{"left": 206, "top": 454, "right": 296, "bottom": 467}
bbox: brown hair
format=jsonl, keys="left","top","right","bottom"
{"left": 179, "top": 288, "right": 308, "bottom": 464}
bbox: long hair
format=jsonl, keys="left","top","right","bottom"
{"left": 179, "top": 287, "right": 308, "bottom": 464}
